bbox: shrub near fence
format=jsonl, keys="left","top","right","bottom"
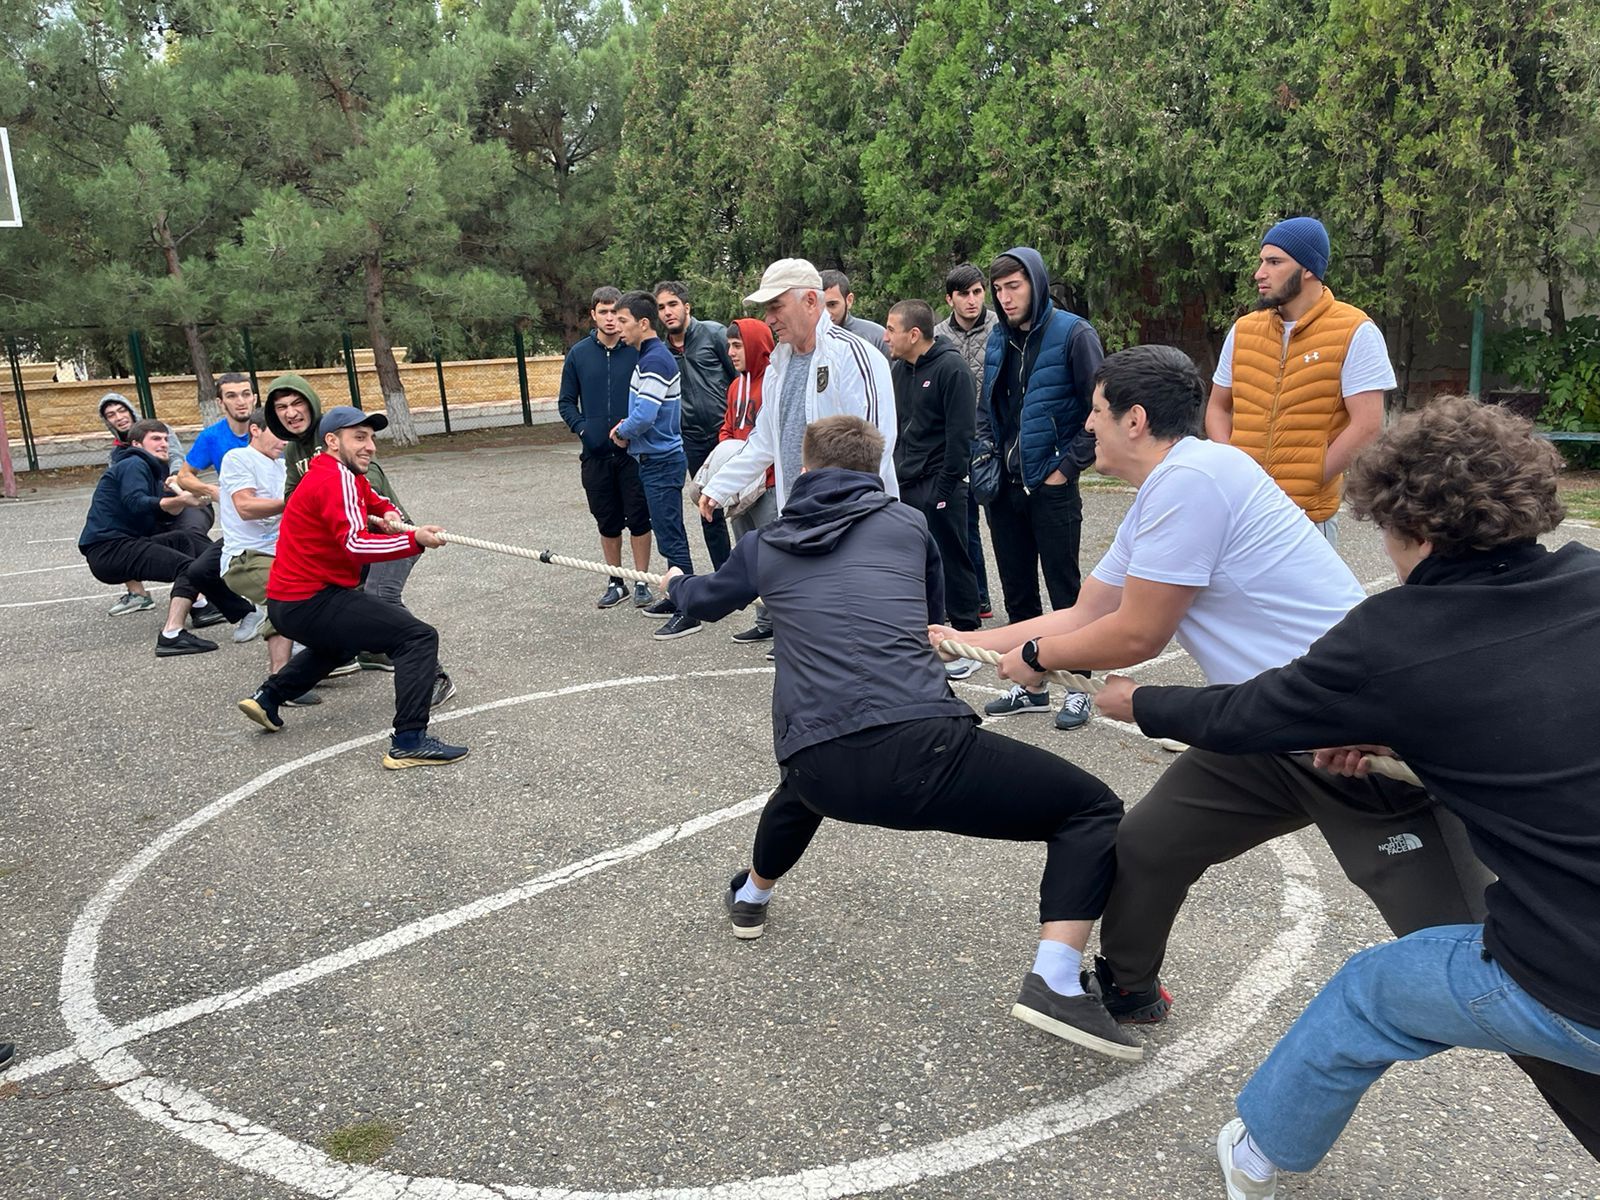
{"left": 2, "top": 353, "right": 567, "bottom": 470}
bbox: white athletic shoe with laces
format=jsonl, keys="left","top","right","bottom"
{"left": 1216, "top": 1119, "right": 1278, "bottom": 1199}
{"left": 233, "top": 607, "right": 268, "bottom": 643}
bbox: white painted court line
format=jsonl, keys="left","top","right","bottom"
{"left": 0, "top": 562, "right": 83, "bottom": 578}
{"left": 51, "top": 669, "right": 1326, "bottom": 1199}
{"left": 0, "top": 584, "right": 170, "bottom": 609}
{"left": 26, "top": 536, "right": 79, "bottom": 543}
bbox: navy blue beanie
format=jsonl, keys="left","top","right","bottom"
{"left": 1262, "top": 217, "right": 1330, "bottom": 280}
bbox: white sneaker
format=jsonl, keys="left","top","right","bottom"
{"left": 1217, "top": 1119, "right": 1278, "bottom": 1199}
{"left": 943, "top": 657, "right": 981, "bottom": 681}
{"left": 233, "top": 607, "right": 267, "bottom": 643}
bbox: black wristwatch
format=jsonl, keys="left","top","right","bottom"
{"left": 1020, "top": 638, "right": 1044, "bottom": 673}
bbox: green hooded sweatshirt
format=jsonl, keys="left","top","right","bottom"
{"left": 264, "top": 373, "right": 407, "bottom": 517}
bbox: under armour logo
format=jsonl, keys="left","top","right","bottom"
{"left": 1379, "top": 833, "right": 1423, "bottom": 856}
{"left": 1303, "top": 350, "right": 1321, "bottom": 363}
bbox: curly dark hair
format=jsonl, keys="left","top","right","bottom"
{"left": 1345, "top": 396, "right": 1566, "bottom": 556}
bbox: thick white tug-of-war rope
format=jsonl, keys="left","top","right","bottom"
{"left": 408, "top": 525, "right": 1424, "bottom": 789}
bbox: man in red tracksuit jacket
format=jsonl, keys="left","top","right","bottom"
{"left": 236, "top": 406, "right": 468, "bottom": 770}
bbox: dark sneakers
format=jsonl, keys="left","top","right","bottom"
{"left": 1011, "top": 973, "right": 1144, "bottom": 1061}
{"left": 238, "top": 688, "right": 284, "bottom": 732}
{"left": 1087, "top": 955, "right": 1173, "bottom": 1024}
{"left": 597, "top": 580, "right": 628, "bottom": 609}
{"left": 730, "top": 625, "right": 774, "bottom": 644}
{"left": 640, "top": 595, "right": 675, "bottom": 619}
{"left": 723, "top": 871, "right": 768, "bottom": 939}
{"left": 632, "top": 583, "right": 654, "bottom": 608}
{"left": 654, "top": 611, "right": 701, "bottom": 640}
{"left": 189, "top": 605, "right": 228, "bottom": 629}
{"left": 357, "top": 651, "right": 395, "bottom": 672}
{"left": 430, "top": 672, "right": 457, "bottom": 708}
{"left": 383, "top": 734, "right": 470, "bottom": 770}
{"left": 0, "top": 1040, "right": 12, "bottom": 1072}
{"left": 156, "top": 629, "right": 218, "bottom": 657}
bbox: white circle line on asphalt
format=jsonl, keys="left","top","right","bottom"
{"left": 57, "top": 668, "right": 1326, "bottom": 1199}
{"left": 18, "top": 657, "right": 1182, "bottom": 1086}
{"left": 0, "top": 583, "right": 171, "bottom": 609}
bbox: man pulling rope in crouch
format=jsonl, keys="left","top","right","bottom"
{"left": 236, "top": 406, "right": 469, "bottom": 770}
{"left": 665, "top": 413, "right": 1140, "bottom": 1062}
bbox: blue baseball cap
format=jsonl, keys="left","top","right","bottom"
{"left": 317, "top": 405, "right": 389, "bottom": 442}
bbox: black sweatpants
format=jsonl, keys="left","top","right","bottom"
{"left": 984, "top": 471, "right": 1083, "bottom": 622}
{"left": 901, "top": 476, "right": 981, "bottom": 631}
{"left": 82, "top": 529, "right": 212, "bottom": 587}
{"left": 173, "top": 540, "right": 254, "bottom": 620}
{"left": 266, "top": 586, "right": 439, "bottom": 735}
{"left": 1100, "top": 746, "right": 1600, "bottom": 1160}
{"left": 752, "top": 715, "right": 1123, "bottom": 923}
{"left": 683, "top": 429, "right": 731, "bottom": 570}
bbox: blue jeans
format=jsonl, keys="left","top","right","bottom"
{"left": 1240, "top": 925, "right": 1600, "bottom": 1171}
{"left": 635, "top": 449, "right": 693, "bottom": 575}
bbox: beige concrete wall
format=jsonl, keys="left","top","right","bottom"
{"left": 2, "top": 354, "right": 565, "bottom": 439}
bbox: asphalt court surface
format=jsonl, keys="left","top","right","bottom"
{"left": 2, "top": 439, "right": 1597, "bottom": 1199}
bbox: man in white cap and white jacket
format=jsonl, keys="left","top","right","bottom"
{"left": 698, "top": 257, "right": 898, "bottom": 521}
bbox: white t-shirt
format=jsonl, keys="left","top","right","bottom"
{"left": 218, "top": 445, "right": 287, "bottom": 566}
{"left": 1090, "top": 438, "right": 1366, "bottom": 684}
{"left": 1214, "top": 319, "right": 1396, "bottom": 396}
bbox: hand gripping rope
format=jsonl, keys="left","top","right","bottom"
{"left": 405, "top": 525, "right": 1424, "bottom": 789}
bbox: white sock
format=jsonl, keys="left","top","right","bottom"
{"left": 161, "top": 627, "right": 181, "bottom": 638}
{"left": 193, "top": 597, "right": 210, "bottom": 610}
{"left": 1232, "top": 1130, "right": 1278, "bottom": 1182}
{"left": 1032, "top": 939, "right": 1084, "bottom": 995}
{"left": 735, "top": 876, "right": 773, "bottom": 905}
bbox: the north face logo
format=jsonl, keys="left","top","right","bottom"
{"left": 1379, "top": 833, "right": 1423, "bottom": 856}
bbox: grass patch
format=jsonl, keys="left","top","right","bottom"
{"left": 322, "top": 1119, "right": 400, "bottom": 1165}
{"left": 1563, "top": 488, "right": 1600, "bottom": 522}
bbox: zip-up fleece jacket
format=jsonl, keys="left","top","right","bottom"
{"left": 78, "top": 445, "right": 171, "bottom": 548}
{"left": 266, "top": 452, "right": 420, "bottom": 602}
{"left": 557, "top": 331, "right": 639, "bottom": 456}
{"left": 703, "top": 310, "right": 898, "bottom": 511}
{"left": 977, "top": 247, "right": 1104, "bottom": 489}
{"left": 265, "top": 373, "right": 407, "bottom": 518}
{"left": 718, "top": 318, "right": 775, "bottom": 488}
{"left": 933, "top": 307, "right": 998, "bottom": 386}
{"left": 1131, "top": 539, "right": 1600, "bottom": 1029}
{"left": 668, "top": 467, "right": 975, "bottom": 761}
{"left": 668, "top": 317, "right": 736, "bottom": 446}
{"left": 892, "top": 336, "right": 976, "bottom": 501}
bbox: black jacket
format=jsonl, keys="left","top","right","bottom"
{"left": 1132, "top": 540, "right": 1600, "bottom": 1028}
{"left": 668, "top": 468, "right": 976, "bottom": 761}
{"left": 668, "top": 317, "right": 736, "bottom": 444}
{"left": 78, "top": 445, "right": 169, "bottom": 549}
{"left": 892, "top": 336, "right": 976, "bottom": 501}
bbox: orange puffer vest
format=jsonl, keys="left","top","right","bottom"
{"left": 1229, "top": 288, "right": 1367, "bottom": 522}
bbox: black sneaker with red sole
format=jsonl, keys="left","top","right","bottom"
{"left": 1086, "top": 954, "right": 1173, "bottom": 1024}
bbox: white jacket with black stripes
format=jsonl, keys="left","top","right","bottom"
{"left": 703, "top": 309, "right": 897, "bottom": 512}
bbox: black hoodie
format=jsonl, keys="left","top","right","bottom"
{"left": 1133, "top": 540, "right": 1600, "bottom": 1028}
{"left": 892, "top": 335, "right": 977, "bottom": 500}
{"left": 78, "top": 445, "right": 171, "bottom": 548}
{"left": 669, "top": 467, "right": 977, "bottom": 760}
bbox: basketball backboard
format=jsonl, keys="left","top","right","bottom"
{"left": 0, "top": 128, "right": 21, "bottom": 228}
